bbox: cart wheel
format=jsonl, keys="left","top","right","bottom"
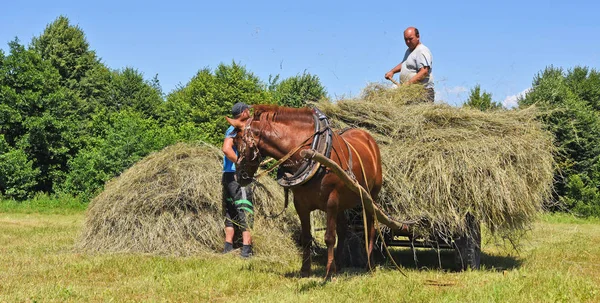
{"left": 339, "top": 208, "right": 369, "bottom": 267}
{"left": 341, "top": 226, "right": 369, "bottom": 267}
{"left": 454, "top": 213, "right": 481, "bottom": 270}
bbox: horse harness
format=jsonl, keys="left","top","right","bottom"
{"left": 266, "top": 109, "right": 361, "bottom": 219}
{"left": 277, "top": 107, "right": 334, "bottom": 188}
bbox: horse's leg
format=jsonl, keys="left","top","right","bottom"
{"left": 296, "top": 201, "right": 312, "bottom": 278}
{"left": 335, "top": 212, "right": 347, "bottom": 271}
{"left": 324, "top": 197, "right": 339, "bottom": 280}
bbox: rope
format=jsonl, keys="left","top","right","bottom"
{"left": 343, "top": 140, "right": 372, "bottom": 272}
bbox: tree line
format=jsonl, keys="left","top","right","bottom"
{"left": 0, "top": 16, "right": 326, "bottom": 201}
{"left": 464, "top": 67, "right": 600, "bottom": 217}
{"left": 1, "top": 16, "right": 599, "bottom": 217}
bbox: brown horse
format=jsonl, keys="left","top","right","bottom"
{"left": 226, "top": 104, "right": 382, "bottom": 279}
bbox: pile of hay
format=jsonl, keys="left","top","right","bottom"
{"left": 317, "top": 84, "right": 555, "bottom": 238}
{"left": 76, "top": 142, "right": 300, "bottom": 257}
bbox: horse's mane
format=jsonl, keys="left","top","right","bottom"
{"left": 251, "top": 105, "right": 314, "bottom": 124}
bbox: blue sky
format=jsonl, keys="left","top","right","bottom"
{"left": 1, "top": 0, "right": 599, "bottom": 107}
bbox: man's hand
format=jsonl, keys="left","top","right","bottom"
{"left": 385, "top": 63, "right": 403, "bottom": 80}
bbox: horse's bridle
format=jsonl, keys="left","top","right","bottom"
{"left": 237, "top": 116, "right": 262, "bottom": 180}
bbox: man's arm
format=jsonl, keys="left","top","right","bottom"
{"left": 222, "top": 137, "right": 237, "bottom": 163}
{"left": 385, "top": 62, "right": 403, "bottom": 80}
{"left": 405, "top": 66, "right": 430, "bottom": 85}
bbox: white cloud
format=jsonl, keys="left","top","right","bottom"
{"left": 502, "top": 88, "right": 531, "bottom": 108}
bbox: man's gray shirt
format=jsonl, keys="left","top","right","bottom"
{"left": 399, "top": 44, "right": 433, "bottom": 88}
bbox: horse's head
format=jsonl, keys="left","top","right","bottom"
{"left": 226, "top": 113, "right": 261, "bottom": 186}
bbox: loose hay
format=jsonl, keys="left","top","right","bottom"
{"left": 76, "top": 142, "right": 300, "bottom": 258}
{"left": 317, "top": 84, "right": 555, "bottom": 239}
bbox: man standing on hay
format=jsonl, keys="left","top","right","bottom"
{"left": 385, "top": 26, "right": 434, "bottom": 102}
{"left": 221, "top": 102, "right": 254, "bottom": 258}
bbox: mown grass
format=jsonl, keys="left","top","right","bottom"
{"left": 0, "top": 211, "right": 599, "bottom": 302}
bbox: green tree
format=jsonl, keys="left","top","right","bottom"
{"left": 270, "top": 71, "right": 327, "bottom": 108}
{"left": 519, "top": 66, "right": 600, "bottom": 216}
{"left": 0, "top": 39, "right": 81, "bottom": 193}
{"left": 564, "top": 66, "right": 600, "bottom": 111}
{"left": 31, "top": 15, "right": 113, "bottom": 118}
{"left": 107, "top": 67, "right": 163, "bottom": 118}
{"left": 463, "top": 85, "right": 503, "bottom": 111}
{"left": 31, "top": 16, "right": 100, "bottom": 91}
{"left": 161, "top": 61, "right": 272, "bottom": 145}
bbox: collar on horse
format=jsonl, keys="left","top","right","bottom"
{"left": 276, "top": 107, "right": 333, "bottom": 188}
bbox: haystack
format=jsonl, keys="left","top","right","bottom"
{"left": 317, "top": 84, "right": 555, "bottom": 238}
{"left": 76, "top": 142, "right": 300, "bottom": 257}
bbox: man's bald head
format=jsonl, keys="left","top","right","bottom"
{"left": 404, "top": 27, "right": 420, "bottom": 37}
{"left": 403, "top": 27, "right": 421, "bottom": 50}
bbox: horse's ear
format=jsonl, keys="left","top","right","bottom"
{"left": 225, "top": 116, "right": 237, "bottom": 127}
{"left": 225, "top": 116, "right": 245, "bottom": 129}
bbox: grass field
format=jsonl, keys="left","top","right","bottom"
{"left": 1, "top": 210, "right": 599, "bottom": 302}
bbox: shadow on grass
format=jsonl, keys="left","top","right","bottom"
{"left": 241, "top": 243, "right": 522, "bottom": 281}
{"left": 374, "top": 247, "right": 522, "bottom": 272}
{"left": 283, "top": 246, "right": 521, "bottom": 278}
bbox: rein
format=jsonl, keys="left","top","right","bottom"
{"left": 264, "top": 187, "right": 290, "bottom": 219}
{"left": 253, "top": 131, "right": 320, "bottom": 180}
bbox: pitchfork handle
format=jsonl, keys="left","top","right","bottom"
{"left": 388, "top": 77, "right": 400, "bottom": 86}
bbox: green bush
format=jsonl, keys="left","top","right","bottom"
{"left": 519, "top": 66, "right": 600, "bottom": 217}
{"left": 60, "top": 111, "right": 179, "bottom": 201}
{"left": 560, "top": 172, "right": 600, "bottom": 217}
{"left": 0, "top": 136, "right": 40, "bottom": 200}
{"left": 269, "top": 71, "right": 327, "bottom": 108}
